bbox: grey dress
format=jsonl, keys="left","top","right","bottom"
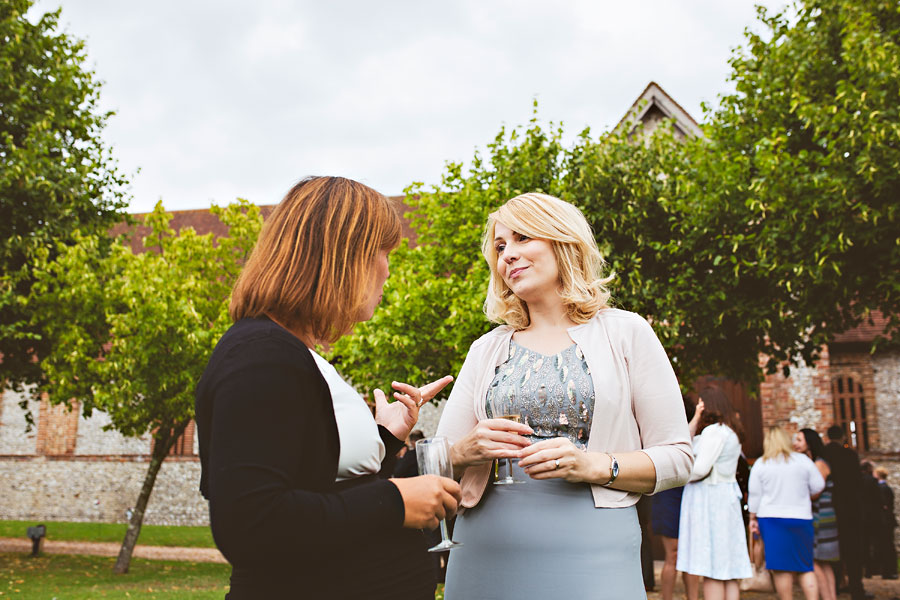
{"left": 444, "top": 341, "right": 646, "bottom": 600}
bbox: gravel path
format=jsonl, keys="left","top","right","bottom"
{"left": 643, "top": 561, "right": 900, "bottom": 599}
{"left": 0, "top": 536, "right": 226, "bottom": 563}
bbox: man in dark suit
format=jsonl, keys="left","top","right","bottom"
{"left": 875, "top": 467, "right": 898, "bottom": 580}
{"left": 823, "top": 425, "right": 869, "bottom": 600}
{"left": 860, "top": 460, "right": 884, "bottom": 577}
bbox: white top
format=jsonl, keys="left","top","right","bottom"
{"left": 689, "top": 423, "right": 741, "bottom": 484}
{"left": 308, "top": 349, "right": 384, "bottom": 481}
{"left": 747, "top": 452, "right": 825, "bottom": 520}
{"left": 436, "top": 308, "right": 693, "bottom": 509}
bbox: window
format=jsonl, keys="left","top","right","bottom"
{"left": 831, "top": 374, "right": 869, "bottom": 451}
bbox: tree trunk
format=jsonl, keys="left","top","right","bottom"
{"left": 112, "top": 421, "right": 187, "bottom": 574}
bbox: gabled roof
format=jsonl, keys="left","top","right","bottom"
{"left": 832, "top": 311, "right": 892, "bottom": 345}
{"left": 615, "top": 81, "right": 704, "bottom": 139}
{"left": 110, "top": 196, "right": 416, "bottom": 252}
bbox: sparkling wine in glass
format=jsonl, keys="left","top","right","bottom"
{"left": 415, "top": 436, "right": 462, "bottom": 552}
{"left": 489, "top": 394, "right": 526, "bottom": 485}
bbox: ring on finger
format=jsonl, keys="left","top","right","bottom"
{"left": 554, "top": 459, "right": 561, "bottom": 469}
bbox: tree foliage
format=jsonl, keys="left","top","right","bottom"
{"left": 28, "top": 201, "right": 262, "bottom": 572}
{"left": 0, "top": 0, "right": 129, "bottom": 396}
{"left": 330, "top": 111, "right": 568, "bottom": 392}
{"left": 687, "top": 0, "right": 900, "bottom": 375}
{"left": 332, "top": 0, "right": 899, "bottom": 393}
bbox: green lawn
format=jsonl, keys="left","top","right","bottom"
{"left": 0, "top": 553, "right": 229, "bottom": 599}
{"left": 0, "top": 520, "right": 215, "bottom": 548}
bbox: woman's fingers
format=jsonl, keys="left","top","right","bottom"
{"left": 419, "top": 375, "right": 454, "bottom": 402}
{"left": 373, "top": 388, "right": 389, "bottom": 410}
{"left": 517, "top": 447, "right": 561, "bottom": 467}
{"left": 391, "top": 381, "right": 421, "bottom": 407}
{"left": 517, "top": 437, "right": 568, "bottom": 461}
{"left": 453, "top": 419, "right": 535, "bottom": 468}
{"left": 518, "top": 438, "right": 583, "bottom": 480}
{"left": 481, "top": 417, "right": 533, "bottom": 436}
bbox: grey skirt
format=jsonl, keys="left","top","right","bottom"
{"left": 444, "top": 460, "right": 646, "bottom": 600}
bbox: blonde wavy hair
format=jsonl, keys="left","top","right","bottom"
{"left": 481, "top": 193, "right": 613, "bottom": 329}
{"left": 230, "top": 176, "right": 401, "bottom": 344}
{"left": 762, "top": 426, "right": 794, "bottom": 462}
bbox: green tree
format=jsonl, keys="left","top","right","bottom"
{"left": 330, "top": 112, "right": 568, "bottom": 391}
{"left": 28, "top": 201, "right": 262, "bottom": 573}
{"left": 0, "top": 0, "right": 129, "bottom": 399}
{"left": 682, "top": 0, "right": 900, "bottom": 376}
{"left": 332, "top": 118, "right": 738, "bottom": 391}
{"left": 333, "top": 0, "right": 900, "bottom": 393}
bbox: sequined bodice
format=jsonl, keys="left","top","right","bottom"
{"left": 485, "top": 340, "right": 595, "bottom": 449}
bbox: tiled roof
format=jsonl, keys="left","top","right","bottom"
{"left": 110, "top": 196, "right": 416, "bottom": 252}
{"left": 832, "top": 311, "right": 891, "bottom": 344}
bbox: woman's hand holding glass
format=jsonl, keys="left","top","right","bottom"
{"left": 390, "top": 473, "right": 461, "bottom": 531}
{"left": 415, "top": 437, "right": 463, "bottom": 551}
{"left": 374, "top": 375, "right": 454, "bottom": 440}
{"left": 449, "top": 417, "right": 533, "bottom": 475}
{"left": 518, "top": 437, "right": 607, "bottom": 484}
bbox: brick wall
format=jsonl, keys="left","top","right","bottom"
{"left": 758, "top": 348, "right": 834, "bottom": 434}
{"left": 35, "top": 398, "right": 79, "bottom": 455}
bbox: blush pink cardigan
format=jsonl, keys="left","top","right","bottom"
{"left": 435, "top": 308, "right": 693, "bottom": 509}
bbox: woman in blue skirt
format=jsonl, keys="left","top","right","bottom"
{"left": 748, "top": 427, "right": 825, "bottom": 600}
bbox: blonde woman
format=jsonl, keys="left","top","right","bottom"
{"left": 196, "top": 177, "right": 460, "bottom": 599}
{"left": 748, "top": 427, "right": 825, "bottom": 600}
{"left": 435, "top": 193, "right": 693, "bottom": 598}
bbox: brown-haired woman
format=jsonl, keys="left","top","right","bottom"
{"left": 196, "top": 176, "right": 461, "bottom": 599}
{"left": 676, "top": 387, "right": 753, "bottom": 600}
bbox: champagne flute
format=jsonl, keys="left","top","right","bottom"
{"left": 489, "top": 393, "right": 526, "bottom": 485}
{"left": 415, "top": 436, "right": 462, "bottom": 552}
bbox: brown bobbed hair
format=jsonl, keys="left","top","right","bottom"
{"left": 481, "top": 193, "right": 613, "bottom": 329}
{"left": 696, "top": 387, "right": 744, "bottom": 439}
{"left": 229, "top": 176, "right": 401, "bottom": 344}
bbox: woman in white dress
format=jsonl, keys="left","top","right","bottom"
{"left": 677, "top": 387, "right": 753, "bottom": 600}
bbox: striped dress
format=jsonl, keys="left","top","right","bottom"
{"left": 813, "top": 461, "right": 840, "bottom": 562}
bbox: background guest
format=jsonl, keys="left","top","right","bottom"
{"left": 677, "top": 387, "right": 752, "bottom": 600}
{"left": 390, "top": 430, "right": 426, "bottom": 479}
{"left": 875, "top": 467, "right": 898, "bottom": 580}
{"left": 748, "top": 426, "right": 824, "bottom": 600}
{"left": 823, "top": 425, "right": 868, "bottom": 600}
{"left": 651, "top": 395, "right": 700, "bottom": 600}
{"left": 794, "top": 428, "right": 839, "bottom": 600}
{"left": 861, "top": 460, "right": 883, "bottom": 577}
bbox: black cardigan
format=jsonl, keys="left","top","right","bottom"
{"left": 196, "top": 317, "right": 434, "bottom": 599}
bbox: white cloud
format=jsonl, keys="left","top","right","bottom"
{"left": 41, "top": 0, "right": 786, "bottom": 212}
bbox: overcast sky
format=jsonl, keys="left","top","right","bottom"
{"left": 39, "top": 0, "right": 784, "bottom": 213}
